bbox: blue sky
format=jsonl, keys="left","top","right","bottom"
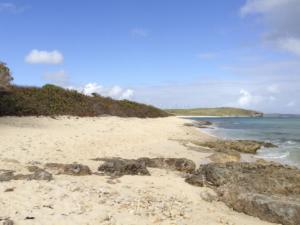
{"left": 1, "top": 0, "right": 300, "bottom": 113}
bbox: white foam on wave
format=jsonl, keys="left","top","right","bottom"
{"left": 255, "top": 151, "right": 290, "bottom": 159}
{"left": 285, "top": 140, "right": 296, "bottom": 145}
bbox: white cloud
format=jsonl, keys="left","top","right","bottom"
{"left": 25, "top": 50, "right": 64, "bottom": 64}
{"left": 267, "top": 84, "right": 280, "bottom": 93}
{"left": 82, "top": 83, "right": 103, "bottom": 96}
{"left": 238, "top": 89, "right": 260, "bottom": 106}
{"left": 43, "top": 70, "right": 69, "bottom": 85}
{"left": 108, "top": 85, "right": 123, "bottom": 97}
{"left": 131, "top": 28, "right": 149, "bottom": 37}
{"left": 0, "top": 3, "right": 27, "bottom": 13}
{"left": 277, "top": 37, "right": 300, "bottom": 56}
{"left": 241, "top": 0, "right": 300, "bottom": 56}
{"left": 287, "top": 101, "right": 296, "bottom": 107}
{"left": 69, "top": 83, "right": 134, "bottom": 100}
{"left": 120, "top": 89, "right": 134, "bottom": 99}
{"left": 240, "top": 0, "right": 291, "bottom": 16}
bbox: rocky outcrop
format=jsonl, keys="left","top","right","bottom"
{"left": 184, "top": 120, "right": 213, "bottom": 128}
{"left": 93, "top": 157, "right": 196, "bottom": 176}
{"left": 200, "top": 140, "right": 277, "bottom": 154}
{"left": 186, "top": 162, "right": 300, "bottom": 225}
{"left": 95, "top": 158, "right": 150, "bottom": 176}
{"left": 44, "top": 163, "right": 91, "bottom": 176}
{"left": 137, "top": 157, "right": 196, "bottom": 173}
{"left": 0, "top": 167, "right": 52, "bottom": 182}
{"left": 208, "top": 152, "right": 240, "bottom": 163}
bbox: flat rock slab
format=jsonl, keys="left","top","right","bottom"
{"left": 184, "top": 120, "right": 212, "bottom": 128}
{"left": 0, "top": 167, "right": 52, "bottom": 182}
{"left": 95, "top": 158, "right": 150, "bottom": 177}
{"left": 44, "top": 163, "right": 91, "bottom": 176}
{"left": 137, "top": 157, "right": 196, "bottom": 173}
{"left": 186, "top": 162, "right": 300, "bottom": 225}
{"left": 93, "top": 157, "right": 196, "bottom": 176}
{"left": 208, "top": 152, "right": 241, "bottom": 163}
{"left": 199, "top": 140, "right": 277, "bottom": 154}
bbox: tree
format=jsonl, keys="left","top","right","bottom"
{"left": 0, "top": 62, "right": 13, "bottom": 92}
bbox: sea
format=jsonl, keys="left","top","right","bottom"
{"left": 188, "top": 115, "right": 300, "bottom": 168}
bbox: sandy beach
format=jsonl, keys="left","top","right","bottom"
{"left": 0, "top": 116, "right": 276, "bottom": 225}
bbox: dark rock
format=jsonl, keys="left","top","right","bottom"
{"left": 3, "top": 219, "right": 14, "bottom": 225}
{"left": 4, "top": 188, "right": 15, "bottom": 192}
{"left": 185, "top": 174, "right": 205, "bottom": 187}
{"left": 26, "top": 166, "right": 53, "bottom": 181}
{"left": 24, "top": 217, "right": 35, "bottom": 220}
{"left": 195, "top": 120, "right": 213, "bottom": 126}
{"left": 0, "top": 167, "right": 52, "bottom": 182}
{"left": 183, "top": 123, "right": 194, "bottom": 127}
{"left": 186, "top": 162, "right": 300, "bottom": 225}
{"left": 184, "top": 120, "right": 212, "bottom": 128}
{"left": 96, "top": 158, "right": 150, "bottom": 176}
{"left": 199, "top": 140, "right": 277, "bottom": 154}
{"left": 0, "top": 170, "right": 15, "bottom": 182}
{"left": 137, "top": 157, "right": 196, "bottom": 173}
{"left": 44, "top": 163, "right": 91, "bottom": 176}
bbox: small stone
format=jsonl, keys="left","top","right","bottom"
{"left": 4, "top": 188, "right": 15, "bottom": 192}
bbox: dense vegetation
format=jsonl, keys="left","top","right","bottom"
{"left": 0, "top": 84, "right": 169, "bottom": 118}
{"left": 165, "top": 107, "right": 263, "bottom": 117}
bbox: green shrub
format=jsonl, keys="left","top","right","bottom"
{"left": 0, "top": 62, "right": 13, "bottom": 92}
{"left": 0, "top": 84, "right": 169, "bottom": 118}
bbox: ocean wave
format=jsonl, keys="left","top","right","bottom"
{"left": 255, "top": 152, "right": 290, "bottom": 159}
{"left": 285, "top": 140, "right": 296, "bottom": 145}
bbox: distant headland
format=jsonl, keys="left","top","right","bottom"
{"left": 165, "top": 107, "right": 263, "bottom": 117}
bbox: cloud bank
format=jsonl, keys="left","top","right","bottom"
{"left": 25, "top": 50, "right": 64, "bottom": 64}
{"left": 68, "top": 83, "right": 134, "bottom": 100}
{"left": 241, "top": 0, "right": 300, "bottom": 56}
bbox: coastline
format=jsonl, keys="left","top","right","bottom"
{"left": 176, "top": 115, "right": 261, "bottom": 118}
{"left": 0, "top": 116, "right": 277, "bottom": 225}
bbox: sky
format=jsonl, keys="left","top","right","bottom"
{"left": 1, "top": 0, "right": 300, "bottom": 113}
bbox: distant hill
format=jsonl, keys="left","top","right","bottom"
{"left": 165, "top": 107, "right": 263, "bottom": 117}
{"left": 0, "top": 84, "right": 169, "bottom": 118}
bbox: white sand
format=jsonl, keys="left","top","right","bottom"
{"left": 0, "top": 116, "right": 276, "bottom": 225}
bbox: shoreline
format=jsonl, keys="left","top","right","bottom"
{"left": 0, "top": 116, "right": 277, "bottom": 225}
{"left": 187, "top": 116, "right": 300, "bottom": 169}
{"left": 176, "top": 115, "right": 262, "bottom": 118}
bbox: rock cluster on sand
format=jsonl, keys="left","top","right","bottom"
{"left": 93, "top": 157, "right": 196, "bottom": 176}
{"left": 200, "top": 140, "right": 277, "bottom": 154}
{"left": 44, "top": 163, "right": 91, "bottom": 176}
{"left": 186, "top": 161, "right": 300, "bottom": 225}
{"left": 95, "top": 158, "right": 151, "bottom": 176}
{"left": 0, "top": 167, "right": 52, "bottom": 182}
{"left": 137, "top": 157, "right": 196, "bottom": 173}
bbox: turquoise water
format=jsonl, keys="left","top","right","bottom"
{"left": 189, "top": 116, "right": 300, "bottom": 167}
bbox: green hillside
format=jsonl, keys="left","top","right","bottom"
{"left": 165, "top": 107, "right": 263, "bottom": 117}
{"left": 0, "top": 84, "right": 169, "bottom": 118}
